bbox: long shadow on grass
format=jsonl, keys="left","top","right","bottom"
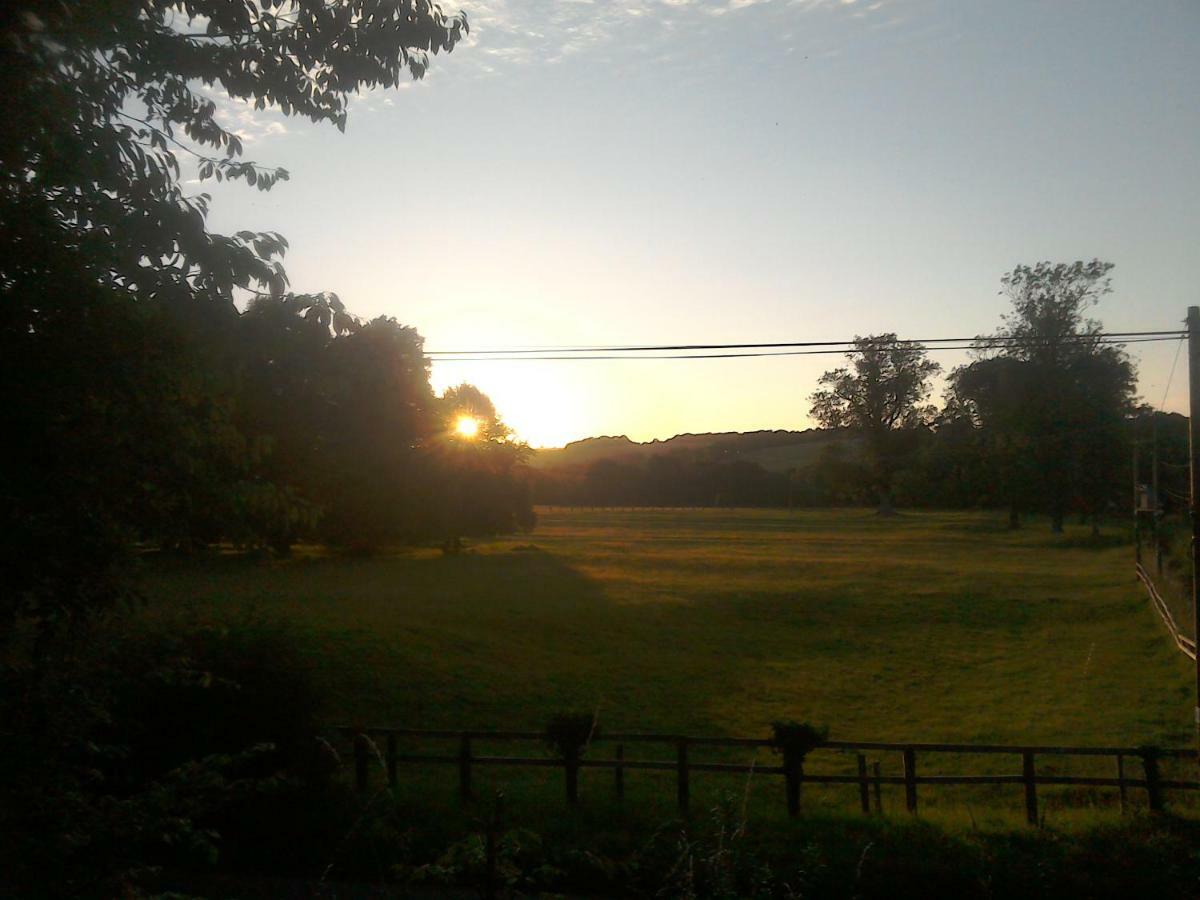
{"left": 261, "top": 545, "right": 792, "bottom": 737}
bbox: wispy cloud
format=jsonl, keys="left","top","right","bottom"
{"left": 452, "top": 0, "right": 900, "bottom": 72}
{"left": 196, "top": 1, "right": 913, "bottom": 124}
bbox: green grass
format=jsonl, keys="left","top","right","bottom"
{"left": 141, "top": 508, "right": 1198, "bottom": 823}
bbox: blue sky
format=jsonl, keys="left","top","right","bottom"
{"left": 203, "top": 0, "right": 1200, "bottom": 446}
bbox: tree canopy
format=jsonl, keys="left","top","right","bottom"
{"left": 0, "top": 1, "right": 546, "bottom": 642}
{"left": 809, "top": 334, "right": 941, "bottom": 513}
{"left": 1, "top": 0, "right": 468, "bottom": 303}
{"left": 951, "top": 260, "right": 1135, "bottom": 531}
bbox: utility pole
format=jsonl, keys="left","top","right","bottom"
{"left": 1153, "top": 414, "right": 1163, "bottom": 575}
{"left": 1187, "top": 305, "right": 1200, "bottom": 764}
{"left": 1134, "top": 439, "right": 1142, "bottom": 565}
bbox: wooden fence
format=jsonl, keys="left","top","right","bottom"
{"left": 1137, "top": 562, "right": 1197, "bottom": 660}
{"left": 335, "top": 727, "right": 1199, "bottom": 824}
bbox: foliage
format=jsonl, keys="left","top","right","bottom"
{"left": 0, "top": 616, "right": 330, "bottom": 898}
{"left": 434, "top": 382, "right": 537, "bottom": 543}
{"left": 810, "top": 335, "right": 941, "bottom": 512}
{"left": 1, "top": 0, "right": 467, "bottom": 300}
{"left": 544, "top": 712, "right": 599, "bottom": 760}
{"left": 104, "top": 616, "right": 323, "bottom": 777}
{"left": 383, "top": 798, "right": 1200, "bottom": 900}
{"left": 953, "top": 260, "right": 1136, "bottom": 531}
{"left": 809, "top": 335, "right": 941, "bottom": 433}
{"left": 407, "top": 825, "right": 568, "bottom": 895}
{"left": 0, "top": 0, "right": 475, "bottom": 637}
{"left": 535, "top": 452, "right": 797, "bottom": 508}
{"left": 307, "top": 316, "right": 439, "bottom": 548}
{"left": 0, "top": 280, "right": 244, "bottom": 638}
{"left": 993, "top": 260, "right": 1114, "bottom": 360}
{"left": 769, "top": 721, "right": 830, "bottom": 760}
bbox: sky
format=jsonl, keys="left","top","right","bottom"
{"left": 202, "top": 0, "right": 1200, "bottom": 447}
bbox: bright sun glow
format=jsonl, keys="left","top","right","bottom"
{"left": 454, "top": 415, "right": 480, "bottom": 439}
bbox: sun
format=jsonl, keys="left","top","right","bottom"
{"left": 454, "top": 414, "right": 480, "bottom": 439}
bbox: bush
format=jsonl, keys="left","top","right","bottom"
{"left": 104, "top": 616, "right": 322, "bottom": 779}
{"left": 769, "top": 721, "right": 829, "bottom": 761}
{"left": 0, "top": 615, "right": 333, "bottom": 898}
{"left": 544, "top": 711, "right": 599, "bottom": 760}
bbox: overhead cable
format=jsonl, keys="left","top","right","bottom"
{"left": 427, "top": 334, "right": 1182, "bottom": 362}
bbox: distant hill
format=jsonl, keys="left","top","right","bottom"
{"left": 531, "top": 429, "right": 857, "bottom": 473}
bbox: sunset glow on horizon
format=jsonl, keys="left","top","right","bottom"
{"left": 201, "top": 0, "right": 1197, "bottom": 449}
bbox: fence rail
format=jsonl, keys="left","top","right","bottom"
{"left": 1137, "top": 562, "right": 1197, "bottom": 660}
{"left": 334, "top": 726, "right": 1199, "bottom": 824}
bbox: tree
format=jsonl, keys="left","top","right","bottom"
{"left": 955, "top": 261, "right": 1136, "bottom": 532}
{"left": 809, "top": 334, "right": 941, "bottom": 514}
{"left": 435, "top": 383, "right": 535, "bottom": 546}
{"left": 0, "top": 281, "right": 247, "bottom": 641}
{"left": 1, "top": 0, "right": 469, "bottom": 632}
{"left": 442, "top": 383, "right": 516, "bottom": 445}
{"left": 1, "top": 0, "right": 468, "bottom": 303}
{"left": 948, "top": 356, "right": 1040, "bottom": 527}
{"left": 315, "top": 317, "right": 438, "bottom": 548}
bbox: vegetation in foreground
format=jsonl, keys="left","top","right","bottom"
{"left": 5, "top": 608, "right": 1198, "bottom": 899}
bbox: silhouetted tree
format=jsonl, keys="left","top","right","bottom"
{"left": 1, "top": 0, "right": 469, "bottom": 633}
{"left": 949, "top": 356, "right": 1040, "bottom": 527}
{"left": 809, "top": 335, "right": 941, "bottom": 514}
{"left": 434, "top": 384, "right": 534, "bottom": 546}
{"left": 315, "top": 318, "right": 437, "bottom": 548}
{"left": 0, "top": 280, "right": 246, "bottom": 644}
{"left": 955, "top": 261, "right": 1135, "bottom": 532}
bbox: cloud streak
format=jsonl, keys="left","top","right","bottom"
{"left": 452, "top": 0, "right": 902, "bottom": 73}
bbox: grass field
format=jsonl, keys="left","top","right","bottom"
{"left": 142, "top": 508, "right": 1197, "bottom": 824}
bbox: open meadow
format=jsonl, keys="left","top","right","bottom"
{"left": 143, "top": 508, "right": 1197, "bottom": 825}
{"left": 144, "top": 508, "right": 1192, "bottom": 744}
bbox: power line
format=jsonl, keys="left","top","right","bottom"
{"left": 427, "top": 334, "right": 1182, "bottom": 362}
{"left": 425, "top": 330, "right": 1183, "bottom": 358}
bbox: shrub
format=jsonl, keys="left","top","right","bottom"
{"left": 0, "top": 615, "right": 331, "bottom": 898}
{"left": 102, "top": 615, "right": 322, "bottom": 779}
{"left": 544, "top": 712, "right": 599, "bottom": 760}
{"left": 769, "top": 721, "right": 829, "bottom": 761}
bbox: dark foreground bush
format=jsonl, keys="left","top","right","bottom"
{"left": 389, "top": 801, "right": 1200, "bottom": 900}
{"left": 5, "top": 619, "right": 1199, "bottom": 899}
{"left": 0, "top": 615, "right": 345, "bottom": 899}
{"left": 103, "top": 616, "right": 322, "bottom": 778}
{"left": 154, "top": 787, "right": 1200, "bottom": 900}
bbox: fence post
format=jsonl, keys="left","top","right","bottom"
{"left": 1141, "top": 747, "right": 1163, "bottom": 812}
{"left": 857, "top": 754, "right": 870, "bottom": 814}
{"left": 615, "top": 743, "right": 625, "bottom": 800}
{"left": 386, "top": 732, "right": 397, "bottom": 787}
{"left": 872, "top": 761, "right": 882, "bottom": 813}
{"left": 1022, "top": 752, "right": 1038, "bottom": 826}
{"left": 565, "top": 750, "right": 580, "bottom": 805}
{"left": 676, "top": 738, "right": 690, "bottom": 816}
{"left": 354, "top": 731, "right": 368, "bottom": 794}
{"left": 459, "top": 733, "right": 473, "bottom": 803}
{"left": 1116, "top": 754, "right": 1127, "bottom": 813}
{"left": 784, "top": 751, "right": 802, "bottom": 817}
{"left": 902, "top": 748, "right": 918, "bottom": 814}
